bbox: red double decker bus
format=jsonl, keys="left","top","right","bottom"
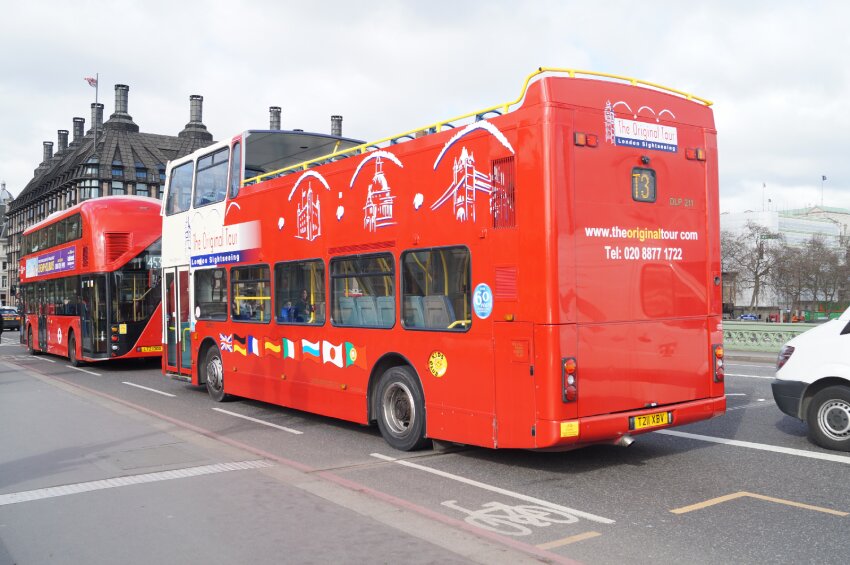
{"left": 20, "top": 196, "right": 163, "bottom": 365}
{"left": 162, "top": 68, "right": 725, "bottom": 450}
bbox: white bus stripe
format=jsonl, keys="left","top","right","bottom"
{"left": 122, "top": 381, "right": 176, "bottom": 397}
{"left": 656, "top": 430, "right": 850, "bottom": 464}
{"left": 371, "top": 453, "right": 615, "bottom": 524}
{"left": 0, "top": 460, "right": 274, "bottom": 506}
{"left": 212, "top": 407, "right": 303, "bottom": 435}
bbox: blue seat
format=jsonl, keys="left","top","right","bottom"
{"left": 423, "top": 295, "right": 456, "bottom": 329}
{"left": 376, "top": 296, "right": 395, "bottom": 327}
{"left": 337, "top": 297, "right": 360, "bottom": 326}
{"left": 402, "top": 296, "right": 425, "bottom": 328}
{"left": 355, "top": 296, "right": 378, "bottom": 326}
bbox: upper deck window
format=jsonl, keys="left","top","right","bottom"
{"left": 229, "top": 142, "right": 242, "bottom": 199}
{"left": 194, "top": 147, "right": 230, "bottom": 208}
{"left": 165, "top": 161, "right": 194, "bottom": 215}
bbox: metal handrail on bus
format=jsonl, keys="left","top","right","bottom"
{"left": 244, "top": 67, "right": 712, "bottom": 186}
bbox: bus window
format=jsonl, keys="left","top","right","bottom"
{"left": 274, "top": 259, "right": 325, "bottom": 324}
{"left": 401, "top": 247, "right": 471, "bottom": 331}
{"left": 231, "top": 265, "right": 271, "bottom": 323}
{"left": 66, "top": 214, "right": 82, "bottom": 241}
{"left": 112, "top": 239, "right": 162, "bottom": 323}
{"left": 194, "top": 147, "right": 230, "bottom": 208}
{"left": 195, "top": 268, "right": 228, "bottom": 321}
{"left": 330, "top": 254, "right": 394, "bottom": 328}
{"left": 228, "top": 141, "right": 241, "bottom": 199}
{"left": 165, "top": 161, "right": 194, "bottom": 215}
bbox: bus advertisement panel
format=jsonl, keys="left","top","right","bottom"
{"left": 161, "top": 68, "right": 725, "bottom": 451}
{"left": 19, "top": 196, "right": 163, "bottom": 365}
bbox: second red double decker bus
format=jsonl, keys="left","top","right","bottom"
{"left": 161, "top": 68, "right": 725, "bottom": 451}
{"left": 19, "top": 196, "right": 163, "bottom": 365}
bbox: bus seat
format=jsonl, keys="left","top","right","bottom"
{"left": 355, "top": 296, "right": 378, "bottom": 327}
{"left": 314, "top": 302, "right": 325, "bottom": 322}
{"left": 376, "top": 296, "right": 395, "bottom": 327}
{"left": 402, "top": 295, "right": 425, "bottom": 328}
{"left": 337, "top": 296, "right": 360, "bottom": 326}
{"left": 423, "top": 295, "right": 455, "bottom": 329}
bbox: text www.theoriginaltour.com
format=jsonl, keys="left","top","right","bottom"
{"left": 584, "top": 226, "right": 699, "bottom": 242}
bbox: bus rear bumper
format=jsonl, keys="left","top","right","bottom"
{"left": 534, "top": 396, "right": 727, "bottom": 450}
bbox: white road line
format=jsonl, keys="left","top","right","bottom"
{"left": 69, "top": 366, "right": 101, "bottom": 376}
{"left": 212, "top": 407, "right": 303, "bottom": 435}
{"left": 727, "top": 362, "right": 775, "bottom": 368}
{"left": 371, "top": 453, "right": 615, "bottom": 524}
{"left": 725, "top": 393, "right": 747, "bottom": 396}
{"left": 0, "top": 460, "right": 274, "bottom": 506}
{"left": 122, "top": 381, "right": 176, "bottom": 397}
{"left": 33, "top": 356, "right": 56, "bottom": 363}
{"left": 656, "top": 429, "right": 850, "bottom": 465}
{"left": 727, "top": 373, "right": 774, "bottom": 380}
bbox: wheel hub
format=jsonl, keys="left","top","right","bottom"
{"left": 383, "top": 382, "right": 414, "bottom": 436}
{"left": 818, "top": 399, "right": 850, "bottom": 440}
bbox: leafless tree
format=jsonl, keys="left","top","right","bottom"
{"left": 720, "top": 221, "right": 782, "bottom": 309}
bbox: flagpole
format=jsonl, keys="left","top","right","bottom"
{"left": 94, "top": 73, "right": 99, "bottom": 154}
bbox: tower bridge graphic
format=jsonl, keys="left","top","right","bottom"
{"left": 288, "top": 170, "right": 329, "bottom": 242}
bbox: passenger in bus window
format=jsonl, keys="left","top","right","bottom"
{"left": 279, "top": 300, "right": 293, "bottom": 323}
{"left": 294, "top": 289, "right": 313, "bottom": 322}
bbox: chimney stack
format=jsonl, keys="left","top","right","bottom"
{"left": 106, "top": 84, "right": 138, "bottom": 131}
{"left": 42, "top": 141, "right": 54, "bottom": 163}
{"left": 90, "top": 103, "right": 104, "bottom": 135}
{"left": 72, "top": 117, "right": 85, "bottom": 144}
{"left": 179, "top": 94, "right": 213, "bottom": 141}
{"left": 58, "top": 130, "right": 69, "bottom": 153}
{"left": 114, "top": 84, "right": 129, "bottom": 115}
{"left": 331, "top": 115, "right": 343, "bottom": 137}
{"left": 270, "top": 106, "right": 281, "bottom": 130}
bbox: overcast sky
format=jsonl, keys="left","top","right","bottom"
{"left": 1, "top": 0, "right": 848, "bottom": 214}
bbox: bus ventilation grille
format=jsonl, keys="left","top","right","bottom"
{"left": 491, "top": 156, "right": 516, "bottom": 229}
{"left": 105, "top": 232, "right": 131, "bottom": 262}
{"left": 327, "top": 240, "right": 396, "bottom": 254}
{"left": 494, "top": 266, "right": 518, "bottom": 300}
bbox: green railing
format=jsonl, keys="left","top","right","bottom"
{"left": 723, "top": 321, "right": 816, "bottom": 352}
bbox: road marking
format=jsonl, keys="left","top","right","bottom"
{"left": 0, "top": 460, "right": 274, "bottom": 506}
{"left": 69, "top": 365, "right": 101, "bottom": 376}
{"left": 726, "top": 400, "right": 775, "bottom": 412}
{"left": 33, "top": 356, "right": 56, "bottom": 363}
{"left": 725, "top": 393, "right": 747, "bottom": 396}
{"left": 537, "top": 531, "right": 602, "bottom": 549}
{"left": 726, "top": 373, "right": 774, "bottom": 379}
{"left": 212, "top": 407, "right": 303, "bottom": 435}
{"left": 670, "top": 491, "right": 848, "bottom": 517}
{"left": 656, "top": 429, "right": 850, "bottom": 464}
{"left": 371, "top": 453, "right": 614, "bottom": 524}
{"left": 122, "top": 381, "right": 176, "bottom": 397}
{"left": 727, "top": 363, "right": 775, "bottom": 368}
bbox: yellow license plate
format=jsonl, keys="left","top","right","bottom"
{"left": 139, "top": 345, "right": 163, "bottom": 353}
{"left": 630, "top": 411, "right": 670, "bottom": 430}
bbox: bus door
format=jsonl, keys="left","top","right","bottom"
{"left": 164, "top": 267, "right": 191, "bottom": 377}
{"left": 81, "top": 275, "right": 108, "bottom": 357}
{"left": 493, "top": 321, "right": 536, "bottom": 448}
{"left": 37, "top": 283, "right": 47, "bottom": 349}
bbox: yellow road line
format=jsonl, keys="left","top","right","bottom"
{"left": 671, "top": 491, "right": 848, "bottom": 517}
{"left": 537, "top": 531, "right": 602, "bottom": 550}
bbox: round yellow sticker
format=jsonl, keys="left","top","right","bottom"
{"left": 428, "top": 351, "right": 447, "bottom": 377}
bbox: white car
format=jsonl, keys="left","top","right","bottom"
{"left": 772, "top": 307, "right": 850, "bottom": 451}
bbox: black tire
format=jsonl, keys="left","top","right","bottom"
{"left": 27, "top": 327, "right": 39, "bottom": 355}
{"left": 376, "top": 366, "right": 429, "bottom": 451}
{"left": 68, "top": 333, "right": 81, "bottom": 367}
{"left": 806, "top": 386, "right": 850, "bottom": 452}
{"left": 204, "top": 347, "right": 230, "bottom": 402}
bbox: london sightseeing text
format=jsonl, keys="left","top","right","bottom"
{"left": 161, "top": 68, "right": 725, "bottom": 451}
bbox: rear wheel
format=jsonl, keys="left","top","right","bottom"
{"left": 204, "top": 347, "right": 229, "bottom": 402}
{"left": 376, "top": 366, "right": 429, "bottom": 451}
{"left": 807, "top": 386, "right": 850, "bottom": 452}
{"left": 27, "top": 327, "right": 38, "bottom": 355}
{"left": 68, "top": 333, "right": 81, "bottom": 367}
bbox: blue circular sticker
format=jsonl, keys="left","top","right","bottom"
{"left": 473, "top": 283, "right": 493, "bottom": 319}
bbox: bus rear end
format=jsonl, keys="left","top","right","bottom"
{"left": 537, "top": 77, "right": 725, "bottom": 448}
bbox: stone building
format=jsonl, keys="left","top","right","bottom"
{"left": 5, "top": 84, "right": 216, "bottom": 305}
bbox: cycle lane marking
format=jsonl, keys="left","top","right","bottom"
{"left": 371, "top": 452, "right": 615, "bottom": 524}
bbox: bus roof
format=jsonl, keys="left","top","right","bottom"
{"left": 22, "top": 195, "right": 162, "bottom": 236}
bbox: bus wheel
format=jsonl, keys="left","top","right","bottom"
{"left": 376, "top": 366, "right": 429, "bottom": 451}
{"left": 68, "top": 333, "right": 81, "bottom": 367}
{"left": 27, "top": 327, "right": 39, "bottom": 356}
{"left": 807, "top": 386, "right": 850, "bottom": 452}
{"left": 204, "top": 348, "right": 229, "bottom": 402}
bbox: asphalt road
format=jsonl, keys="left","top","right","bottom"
{"left": 1, "top": 333, "right": 847, "bottom": 565}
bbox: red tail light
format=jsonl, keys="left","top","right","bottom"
{"left": 562, "top": 357, "right": 578, "bottom": 402}
{"left": 713, "top": 344, "right": 724, "bottom": 382}
{"left": 776, "top": 345, "right": 795, "bottom": 370}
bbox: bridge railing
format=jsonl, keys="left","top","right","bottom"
{"left": 723, "top": 321, "right": 817, "bottom": 352}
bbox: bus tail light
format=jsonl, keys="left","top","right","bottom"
{"left": 686, "top": 147, "right": 706, "bottom": 161}
{"left": 562, "top": 357, "right": 578, "bottom": 402}
{"left": 713, "top": 344, "right": 724, "bottom": 382}
{"left": 111, "top": 335, "right": 119, "bottom": 342}
{"left": 574, "top": 133, "right": 598, "bottom": 147}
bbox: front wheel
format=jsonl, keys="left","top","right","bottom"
{"left": 376, "top": 366, "right": 429, "bottom": 451}
{"left": 68, "top": 333, "right": 81, "bottom": 367}
{"left": 806, "top": 386, "right": 850, "bottom": 452}
{"left": 204, "top": 347, "right": 230, "bottom": 402}
{"left": 27, "top": 327, "right": 38, "bottom": 355}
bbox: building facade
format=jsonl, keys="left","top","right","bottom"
{"left": 5, "top": 84, "right": 216, "bottom": 307}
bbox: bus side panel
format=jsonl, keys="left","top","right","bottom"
{"left": 118, "top": 303, "right": 164, "bottom": 359}
{"left": 493, "top": 321, "right": 536, "bottom": 448}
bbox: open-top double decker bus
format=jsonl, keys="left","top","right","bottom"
{"left": 20, "top": 196, "right": 163, "bottom": 365}
{"left": 161, "top": 68, "right": 725, "bottom": 450}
